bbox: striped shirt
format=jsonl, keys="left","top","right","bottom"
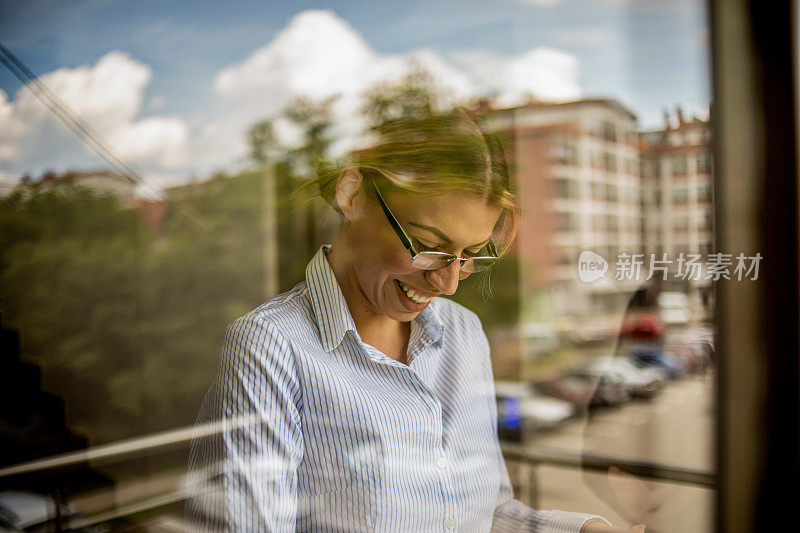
{"left": 185, "top": 246, "right": 607, "bottom": 532}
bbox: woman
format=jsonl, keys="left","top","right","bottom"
{"left": 185, "top": 112, "right": 643, "bottom": 532}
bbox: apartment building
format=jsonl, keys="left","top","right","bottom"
{"left": 484, "top": 98, "right": 643, "bottom": 324}
{"left": 640, "top": 108, "right": 713, "bottom": 260}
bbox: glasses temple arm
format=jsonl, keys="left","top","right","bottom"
{"left": 371, "top": 181, "right": 417, "bottom": 257}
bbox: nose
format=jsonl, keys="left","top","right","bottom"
{"left": 425, "top": 260, "right": 462, "bottom": 295}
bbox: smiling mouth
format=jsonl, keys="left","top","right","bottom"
{"left": 396, "top": 280, "right": 436, "bottom": 304}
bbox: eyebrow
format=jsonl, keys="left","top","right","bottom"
{"left": 407, "top": 221, "right": 491, "bottom": 249}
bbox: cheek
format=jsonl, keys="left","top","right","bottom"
{"left": 349, "top": 218, "right": 416, "bottom": 280}
{"left": 382, "top": 250, "right": 416, "bottom": 278}
{"left": 358, "top": 248, "right": 414, "bottom": 290}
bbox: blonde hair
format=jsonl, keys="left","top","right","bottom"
{"left": 307, "top": 110, "right": 520, "bottom": 255}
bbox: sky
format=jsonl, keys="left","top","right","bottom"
{"left": 0, "top": 0, "right": 710, "bottom": 189}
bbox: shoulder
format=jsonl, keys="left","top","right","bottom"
{"left": 228, "top": 281, "right": 315, "bottom": 341}
{"left": 220, "top": 281, "right": 318, "bottom": 364}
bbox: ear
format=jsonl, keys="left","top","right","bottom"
{"left": 336, "top": 168, "right": 368, "bottom": 221}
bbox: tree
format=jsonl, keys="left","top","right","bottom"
{"left": 247, "top": 119, "right": 276, "bottom": 167}
{"left": 0, "top": 173, "right": 273, "bottom": 445}
{"left": 361, "top": 64, "right": 440, "bottom": 129}
{"left": 274, "top": 95, "right": 340, "bottom": 287}
{"left": 283, "top": 95, "right": 338, "bottom": 174}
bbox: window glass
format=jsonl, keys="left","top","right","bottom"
{"left": 0, "top": 1, "right": 714, "bottom": 531}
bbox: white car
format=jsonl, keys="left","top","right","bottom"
{"left": 582, "top": 356, "right": 666, "bottom": 398}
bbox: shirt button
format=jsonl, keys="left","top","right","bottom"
{"left": 445, "top": 517, "right": 457, "bottom": 529}
{"left": 436, "top": 456, "right": 448, "bottom": 469}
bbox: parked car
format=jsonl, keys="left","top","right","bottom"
{"left": 532, "top": 374, "right": 596, "bottom": 407}
{"left": 658, "top": 291, "right": 691, "bottom": 326}
{"left": 664, "top": 342, "right": 710, "bottom": 372}
{"left": 566, "top": 324, "right": 616, "bottom": 346}
{"left": 494, "top": 381, "right": 575, "bottom": 441}
{"left": 628, "top": 345, "right": 688, "bottom": 379}
{"left": 667, "top": 326, "right": 715, "bottom": 370}
{"left": 534, "top": 369, "right": 630, "bottom": 407}
{"left": 619, "top": 311, "right": 666, "bottom": 340}
{"left": 580, "top": 356, "right": 666, "bottom": 398}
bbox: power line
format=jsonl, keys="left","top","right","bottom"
{"left": 0, "top": 41, "right": 206, "bottom": 230}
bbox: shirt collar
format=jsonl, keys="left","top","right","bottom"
{"left": 305, "top": 245, "right": 445, "bottom": 352}
{"left": 413, "top": 299, "right": 444, "bottom": 346}
{"left": 306, "top": 245, "right": 357, "bottom": 352}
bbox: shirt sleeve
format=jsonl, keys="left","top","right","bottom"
{"left": 184, "top": 314, "right": 304, "bottom": 532}
{"left": 472, "top": 316, "right": 611, "bottom": 533}
{"left": 491, "top": 457, "right": 611, "bottom": 533}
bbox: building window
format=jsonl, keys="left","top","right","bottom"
{"left": 606, "top": 214, "right": 619, "bottom": 232}
{"left": 697, "top": 183, "right": 712, "bottom": 202}
{"left": 696, "top": 152, "right": 712, "bottom": 173}
{"left": 554, "top": 177, "right": 578, "bottom": 199}
{"left": 672, "top": 155, "right": 688, "bottom": 175}
{"left": 606, "top": 183, "right": 618, "bottom": 203}
{"left": 554, "top": 140, "right": 578, "bottom": 166}
{"left": 603, "top": 152, "right": 617, "bottom": 172}
{"left": 672, "top": 187, "right": 689, "bottom": 204}
{"left": 556, "top": 212, "right": 573, "bottom": 232}
{"left": 673, "top": 216, "right": 689, "bottom": 233}
{"left": 601, "top": 120, "right": 617, "bottom": 142}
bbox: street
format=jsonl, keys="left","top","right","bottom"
{"left": 507, "top": 374, "right": 715, "bottom": 533}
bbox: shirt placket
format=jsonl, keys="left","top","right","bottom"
{"left": 406, "top": 328, "right": 459, "bottom": 532}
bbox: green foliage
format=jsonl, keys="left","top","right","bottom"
{"left": 257, "top": 95, "right": 341, "bottom": 289}
{"left": 282, "top": 95, "right": 338, "bottom": 174}
{"left": 0, "top": 76, "right": 516, "bottom": 451}
{"left": 0, "top": 175, "right": 270, "bottom": 444}
{"left": 448, "top": 251, "right": 520, "bottom": 329}
{"left": 361, "top": 64, "right": 440, "bottom": 128}
{"left": 247, "top": 119, "right": 276, "bottom": 166}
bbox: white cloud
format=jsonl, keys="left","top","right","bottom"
{"left": 206, "top": 10, "right": 481, "bottom": 159}
{"left": 0, "top": 9, "right": 583, "bottom": 187}
{"left": 501, "top": 47, "right": 581, "bottom": 103}
{"left": 214, "top": 10, "right": 376, "bottom": 102}
{"left": 206, "top": 9, "right": 581, "bottom": 163}
{"left": 0, "top": 51, "right": 189, "bottom": 179}
{"left": 450, "top": 46, "right": 581, "bottom": 105}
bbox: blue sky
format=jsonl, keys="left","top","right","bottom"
{"left": 0, "top": 0, "right": 710, "bottom": 185}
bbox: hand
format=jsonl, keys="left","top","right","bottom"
{"left": 581, "top": 519, "right": 646, "bottom": 533}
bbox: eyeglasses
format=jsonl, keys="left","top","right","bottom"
{"left": 370, "top": 180, "right": 499, "bottom": 273}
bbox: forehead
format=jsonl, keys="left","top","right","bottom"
{"left": 383, "top": 189, "right": 501, "bottom": 243}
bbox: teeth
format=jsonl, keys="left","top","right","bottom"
{"left": 398, "top": 280, "right": 433, "bottom": 304}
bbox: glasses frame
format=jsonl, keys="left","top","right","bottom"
{"left": 370, "top": 180, "right": 499, "bottom": 273}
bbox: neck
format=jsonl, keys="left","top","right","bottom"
{"left": 326, "top": 230, "right": 410, "bottom": 362}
